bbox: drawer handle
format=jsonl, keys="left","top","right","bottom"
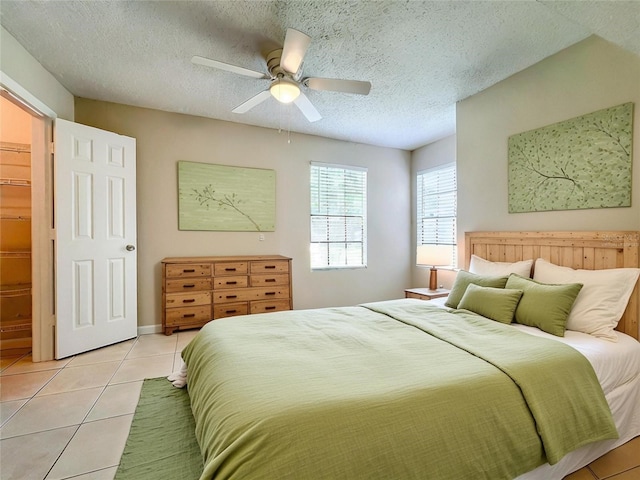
{"left": 265, "top": 278, "right": 276, "bottom": 283}
{"left": 183, "top": 284, "right": 195, "bottom": 288}
{"left": 265, "top": 306, "right": 276, "bottom": 310}
{"left": 264, "top": 265, "right": 276, "bottom": 269}
{"left": 265, "top": 292, "right": 276, "bottom": 296}
{"left": 226, "top": 295, "right": 237, "bottom": 299}
{"left": 225, "top": 309, "right": 237, "bottom": 314}
{"left": 183, "top": 313, "right": 195, "bottom": 318}
{"left": 183, "top": 299, "right": 195, "bottom": 303}
{"left": 226, "top": 281, "right": 237, "bottom": 285}
{"left": 183, "top": 269, "right": 195, "bottom": 273}
{"left": 225, "top": 268, "right": 237, "bottom": 271}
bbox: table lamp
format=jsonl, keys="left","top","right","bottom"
{"left": 417, "top": 244, "right": 453, "bottom": 291}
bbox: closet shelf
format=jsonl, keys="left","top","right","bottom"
{"left": 0, "top": 143, "right": 30, "bottom": 154}
{"left": 0, "top": 178, "right": 31, "bottom": 187}
{"left": 0, "top": 251, "right": 31, "bottom": 258}
{"left": 0, "top": 284, "right": 32, "bottom": 296}
{"left": 0, "top": 319, "right": 32, "bottom": 333}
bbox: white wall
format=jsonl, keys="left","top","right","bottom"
{"left": 75, "top": 99, "right": 412, "bottom": 329}
{"left": 456, "top": 36, "right": 640, "bottom": 261}
{"left": 410, "top": 134, "right": 457, "bottom": 288}
{"left": 0, "top": 26, "right": 74, "bottom": 119}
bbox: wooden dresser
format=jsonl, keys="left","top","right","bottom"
{"left": 161, "top": 255, "right": 292, "bottom": 335}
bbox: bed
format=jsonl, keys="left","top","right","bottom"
{"left": 176, "top": 231, "right": 640, "bottom": 480}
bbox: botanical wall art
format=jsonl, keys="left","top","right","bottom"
{"left": 508, "top": 102, "right": 633, "bottom": 213}
{"left": 178, "top": 161, "right": 276, "bottom": 231}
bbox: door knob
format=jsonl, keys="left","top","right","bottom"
{"left": 126, "top": 245, "right": 136, "bottom": 251}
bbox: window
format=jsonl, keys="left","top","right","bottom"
{"left": 310, "top": 163, "right": 367, "bottom": 269}
{"left": 417, "top": 163, "right": 457, "bottom": 266}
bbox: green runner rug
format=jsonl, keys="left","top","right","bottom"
{"left": 115, "top": 377, "right": 203, "bottom": 480}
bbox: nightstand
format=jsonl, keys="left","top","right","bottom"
{"left": 404, "top": 287, "right": 450, "bottom": 301}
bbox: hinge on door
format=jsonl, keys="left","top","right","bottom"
{"left": 49, "top": 141, "right": 55, "bottom": 155}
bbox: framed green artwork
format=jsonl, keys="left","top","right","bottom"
{"left": 178, "top": 161, "right": 276, "bottom": 231}
{"left": 508, "top": 102, "right": 633, "bottom": 213}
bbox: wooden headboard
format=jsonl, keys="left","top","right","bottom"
{"left": 465, "top": 231, "right": 640, "bottom": 340}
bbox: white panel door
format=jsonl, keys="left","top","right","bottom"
{"left": 55, "top": 119, "right": 137, "bottom": 359}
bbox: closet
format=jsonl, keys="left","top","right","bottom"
{"left": 0, "top": 97, "right": 32, "bottom": 357}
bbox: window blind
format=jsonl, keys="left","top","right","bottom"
{"left": 310, "top": 163, "right": 367, "bottom": 269}
{"left": 417, "top": 163, "right": 457, "bottom": 266}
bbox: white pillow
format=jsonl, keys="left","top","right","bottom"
{"left": 469, "top": 255, "right": 533, "bottom": 277}
{"left": 533, "top": 258, "right": 640, "bottom": 341}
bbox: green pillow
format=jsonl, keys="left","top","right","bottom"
{"left": 505, "top": 274, "right": 583, "bottom": 337}
{"left": 445, "top": 270, "right": 509, "bottom": 308}
{"left": 458, "top": 284, "right": 524, "bottom": 324}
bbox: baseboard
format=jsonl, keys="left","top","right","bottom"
{"left": 138, "top": 324, "right": 163, "bottom": 336}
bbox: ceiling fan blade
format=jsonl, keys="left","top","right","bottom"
{"left": 232, "top": 90, "right": 272, "bottom": 114}
{"left": 304, "top": 78, "right": 371, "bottom": 95}
{"left": 192, "top": 55, "right": 269, "bottom": 79}
{"left": 280, "top": 28, "right": 311, "bottom": 75}
{"left": 293, "top": 91, "right": 321, "bottom": 122}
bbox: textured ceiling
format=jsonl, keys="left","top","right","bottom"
{"left": 1, "top": 1, "right": 638, "bottom": 150}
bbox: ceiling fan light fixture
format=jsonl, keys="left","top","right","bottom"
{"left": 270, "top": 78, "right": 300, "bottom": 104}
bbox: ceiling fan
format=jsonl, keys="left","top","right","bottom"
{"left": 191, "top": 28, "right": 372, "bottom": 122}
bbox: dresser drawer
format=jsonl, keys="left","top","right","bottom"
{"left": 214, "top": 262, "right": 248, "bottom": 276}
{"left": 252, "top": 286, "right": 290, "bottom": 301}
{"left": 165, "top": 305, "right": 211, "bottom": 326}
{"left": 165, "top": 278, "right": 212, "bottom": 293}
{"left": 250, "top": 273, "right": 289, "bottom": 287}
{"left": 214, "top": 275, "right": 248, "bottom": 289}
{"left": 213, "top": 302, "right": 249, "bottom": 319}
{"left": 250, "top": 260, "right": 289, "bottom": 274}
{"left": 214, "top": 286, "right": 290, "bottom": 304}
{"left": 166, "top": 264, "right": 211, "bottom": 278}
{"left": 165, "top": 291, "right": 211, "bottom": 308}
{"left": 250, "top": 299, "right": 291, "bottom": 314}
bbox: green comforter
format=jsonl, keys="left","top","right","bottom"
{"left": 181, "top": 299, "right": 616, "bottom": 480}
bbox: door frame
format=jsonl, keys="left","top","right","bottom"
{"left": 31, "top": 115, "right": 55, "bottom": 362}
{"left": 1, "top": 81, "right": 56, "bottom": 361}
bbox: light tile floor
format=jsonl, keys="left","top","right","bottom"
{"left": 0, "top": 330, "right": 638, "bottom": 480}
{"left": 0, "top": 330, "right": 198, "bottom": 480}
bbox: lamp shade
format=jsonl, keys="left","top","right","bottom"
{"left": 270, "top": 79, "right": 300, "bottom": 104}
{"left": 417, "top": 244, "right": 453, "bottom": 267}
